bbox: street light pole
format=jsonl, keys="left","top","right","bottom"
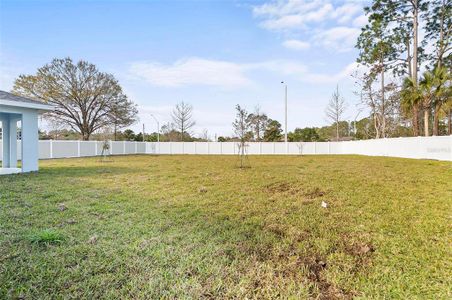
{"left": 281, "top": 81, "right": 288, "bottom": 144}
{"left": 150, "top": 114, "right": 160, "bottom": 143}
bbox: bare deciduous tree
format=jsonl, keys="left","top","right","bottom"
{"left": 355, "top": 72, "right": 400, "bottom": 139}
{"left": 325, "top": 85, "right": 347, "bottom": 141}
{"left": 200, "top": 129, "right": 210, "bottom": 141}
{"left": 232, "top": 104, "right": 252, "bottom": 168}
{"left": 171, "top": 101, "right": 196, "bottom": 141}
{"left": 13, "top": 57, "right": 138, "bottom": 140}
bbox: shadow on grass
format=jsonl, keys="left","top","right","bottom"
{"left": 39, "top": 165, "right": 144, "bottom": 178}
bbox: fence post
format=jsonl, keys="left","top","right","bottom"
{"left": 220, "top": 142, "right": 223, "bottom": 155}
{"left": 170, "top": 142, "right": 172, "bottom": 155}
{"left": 49, "top": 140, "right": 53, "bottom": 159}
{"left": 95, "top": 141, "right": 98, "bottom": 156}
{"left": 207, "top": 142, "right": 210, "bottom": 155}
{"left": 77, "top": 140, "right": 81, "bottom": 157}
{"left": 273, "top": 142, "right": 276, "bottom": 154}
{"left": 328, "top": 141, "right": 330, "bottom": 154}
{"left": 314, "top": 141, "right": 317, "bottom": 154}
{"left": 135, "top": 141, "right": 138, "bottom": 154}
{"left": 260, "top": 142, "right": 262, "bottom": 155}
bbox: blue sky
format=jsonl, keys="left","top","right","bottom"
{"left": 0, "top": 0, "right": 368, "bottom": 138}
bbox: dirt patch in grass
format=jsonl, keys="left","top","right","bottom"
{"left": 233, "top": 224, "right": 363, "bottom": 299}
{"left": 302, "top": 256, "right": 352, "bottom": 300}
{"left": 265, "top": 182, "right": 326, "bottom": 199}
{"left": 265, "top": 182, "right": 300, "bottom": 194}
{"left": 248, "top": 225, "right": 373, "bottom": 299}
{"left": 345, "top": 242, "right": 375, "bottom": 257}
{"left": 265, "top": 182, "right": 327, "bottom": 203}
{"left": 304, "top": 187, "right": 326, "bottom": 199}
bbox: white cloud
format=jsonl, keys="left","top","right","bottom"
{"left": 261, "top": 14, "right": 305, "bottom": 30}
{"left": 129, "top": 58, "right": 311, "bottom": 88}
{"left": 314, "top": 26, "right": 361, "bottom": 51}
{"left": 253, "top": 0, "right": 362, "bottom": 30}
{"left": 332, "top": 3, "right": 362, "bottom": 24}
{"left": 253, "top": 0, "right": 325, "bottom": 18}
{"left": 252, "top": 1, "right": 365, "bottom": 51}
{"left": 283, "top": 39, "right": 311, "bottom": 50}
{"left": 129, "top": 58, "right": 253, "bottom": 89}
{"left": 250, "top": 60, "right": 308, "bottom": 75}
{"left": 303, "top": 62, "right": 359, "bottom": 83}
{"left": 128, "top": 56, "right": 359, "bottom": 89}
{"left": 352, "top": 14, "right": 368, "bottom": 27}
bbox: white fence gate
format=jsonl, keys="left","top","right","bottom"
{"left": 0, "top": 136, "right": 451, "bottom": 161}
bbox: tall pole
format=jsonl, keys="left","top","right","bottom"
{"left": 150, "top": 114, "right": 160, "bottom": 143}
{"left": 142, "top": 123, "right": 145, "bottom": 142}
{"left": 281, "top": 81, "right": 288, "bottom": 144}
{"left": 157, "top": 121, "right": 160, "bottom": 143}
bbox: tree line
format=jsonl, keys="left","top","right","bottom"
{"left": 355, "top": 0, "right": 451, "bottom": 137}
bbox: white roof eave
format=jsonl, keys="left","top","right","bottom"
{"left": 0, "top": 99, "right": 55, "bottom": 111}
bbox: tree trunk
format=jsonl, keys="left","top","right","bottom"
{"left": 374, "top": 112, "right": 380, "bottom": 139}
{"left": 433, "top": 102, "right": 441, "bottom": 136}
{"left": 412, "top": 0, "right": 418, "bottom": 86}
{"left": 411, "top": 1, "right": 419, "bottom": 137}
{"left": 406, "top": 37, "right": 412, "bottom": 78}
{"left": 424, "top": 109, "right": 430, "bottom": 137}
{"left": 448, "top": 108, "right": 452, "bottom": 135}
{"left": 336, "top": 122, "right": 339, "bottom": 141}
{"left": 380, "top": 62, "right": 386, "bottom": 138}
{"left": 413, "top": 105, "right": 420, "bottom": 136}
{"left": 436, "top": 0, "right": 445, "bottom": 70}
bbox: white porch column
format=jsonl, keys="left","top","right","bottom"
{"left": 21, "top": 111, "right": 39, "bottom": 172}
{"left": 8, "top": 117, "right": 18, "bottom": 168}
{"left": 2, "top": 115, "right": 11, "bottom": 168}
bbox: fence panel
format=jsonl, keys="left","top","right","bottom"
{"left": 1, "top": 137, "right": 451, "bottom": 162}
{"left": 125, "top": 142, "right": 135, "bottom": 154}
{"left": 39, "top": 140, "right": 52, "bottom": 159}
{"left": 80, "top": 141, "right": 96, "bottom": 157}
{"left": 110, "top": 142, "right": 123, "bottom": 155}
{"left": 136, "top": 142, "right": 146, "bottom": 154}
{"left": 208, "top": 142, "right": 222, "bottom": 154}
{"left": 53, "top": 141, "right": 78, "bottom": 158}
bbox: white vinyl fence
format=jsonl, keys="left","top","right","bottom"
{"left": 0, "top": 136, "right": 451, "bottom": 161}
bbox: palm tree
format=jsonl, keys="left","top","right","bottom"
{"left": 401, "top": 77, "right": 421, "bottom": 136}
{"left": 410, "top": 68, "right": 451, "bottom": 137}
{"left": 431, "top": 67, "right": 451, "bottom": 135}
{"left": 443, "top": 98, "right": 452, "bottom": 135}
{"left": 418, "top": 71, "right": 436, "bottom": 136}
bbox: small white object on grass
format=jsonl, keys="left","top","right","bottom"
{"left": 321, "top": 201, "right": 328, "bottom": 208}
{"left": 58, "top": 203, "right": 67, "bottom": 211}
{"left": 88, "top": 235, "right": 98, "bottom": 245}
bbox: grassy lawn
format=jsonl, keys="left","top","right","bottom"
{"left": 1, "top": 155, "right": 451, "bottom": 299}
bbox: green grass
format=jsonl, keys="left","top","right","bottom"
{"left": 0, "top": 155, "right": 451, "bottom": 299}
{"left": 28, "top": 229, "right": 65, "bottom": 245}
